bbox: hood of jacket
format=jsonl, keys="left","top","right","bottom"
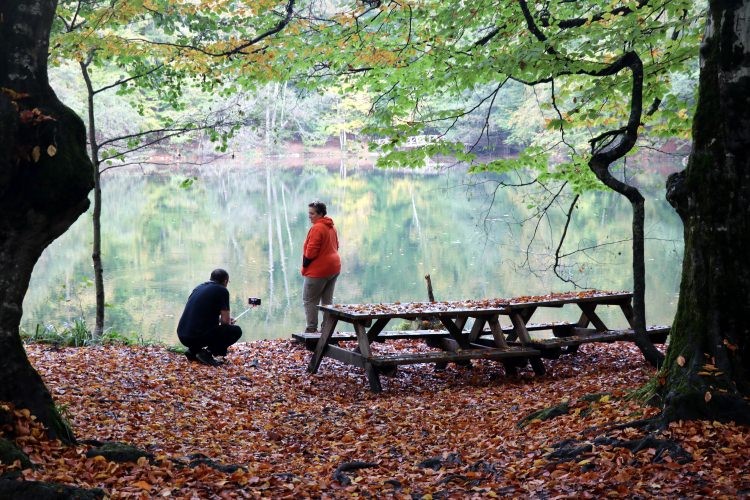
{"left": 316, "top": 216, "right": 335, "bottom": 228}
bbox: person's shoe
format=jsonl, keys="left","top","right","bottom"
{"left": 304, "top": 327, "right": 318, "bottom": 333}
{"left": 185, "top": 350, "right": 198, "bottom": 362}
{"left": 195, "top": 349, "right": 220, "bottom": 367}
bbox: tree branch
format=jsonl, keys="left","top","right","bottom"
{"left": 553, "top": 194, "right": 579, "bottom": 284}
{"left": 93, "top": 64, "right": 166, "bottom": 95}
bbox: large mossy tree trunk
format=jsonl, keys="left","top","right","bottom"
{"left": 661, "top": 0, "right": 750, "bottom": 424}
{"left": 0, "top": 0, "right": 94, "bottom": 442}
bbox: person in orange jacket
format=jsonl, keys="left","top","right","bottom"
{"left": 301, "top": 201, "right": 341, "bottom": 333}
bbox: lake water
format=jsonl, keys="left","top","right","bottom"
{"left": 22, "top": 156, "right": 684, "bottom": 344}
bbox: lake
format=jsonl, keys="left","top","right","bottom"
{"left": 22, "top": 156, "right": 684, "bottom": 344}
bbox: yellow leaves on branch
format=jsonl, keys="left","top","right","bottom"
{"left": 359, "top": 49, "right": 400, "bottom": 67}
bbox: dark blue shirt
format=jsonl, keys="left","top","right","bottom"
{"left": 177, "top": 281, "right": 230, "bottom": 340}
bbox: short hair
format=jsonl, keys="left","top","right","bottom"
{"left": 309, "top": 200, "right": 327, "bottom": 216}
{"left": 210, "top": 268, "right": 229, "bottom": 283}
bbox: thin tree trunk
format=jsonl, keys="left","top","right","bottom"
{"left": 79, "top": 59, "right": 105, "bottom": 337}
{"left": 589, "top": 161, "right": 664, "bottom": 367}
{"left": 92, "top": 170, "right": 104, "bottom": 336}
{"left": 587, "top": 51, "right": 664, "bottom": 368}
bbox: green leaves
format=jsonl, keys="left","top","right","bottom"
{"left": 281, "top": 0, "right": 702, "bottom": 190}
{"left": 178, "top": 176, "right": 196, "bottom": 189}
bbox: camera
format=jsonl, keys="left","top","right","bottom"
{"left": 248, "top": 297, "right": 262, "bottom": 306}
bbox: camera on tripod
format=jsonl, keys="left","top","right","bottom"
{"left": 248, "top": 297, "right": 262, "bottom": 306}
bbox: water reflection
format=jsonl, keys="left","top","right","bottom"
{"left": 23, "top": 158, "right": 684, "bottom": 344}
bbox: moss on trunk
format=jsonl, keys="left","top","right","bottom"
{"left": 658, "top": 0, "right": 750, "bottom": 424}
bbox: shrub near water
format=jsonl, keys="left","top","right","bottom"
{"left": 21, "top": 319, "right": 144, "bottom": 347}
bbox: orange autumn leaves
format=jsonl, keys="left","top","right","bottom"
{"left": 0, "top": 340, "right": 746, "bottom": 497}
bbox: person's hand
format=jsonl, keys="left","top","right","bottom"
{"left": 230, "top": 317, "right": 236, "bottom": 325}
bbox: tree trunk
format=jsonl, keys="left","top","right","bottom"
{"left": 80, "top": 59, "right": 105, "bottom": 337}
{"left": 92, "top": 170, "right": 104, "bottom": 336}
{"left": 589, "top": 161, "right": 665, "bottom": 368}
{"left": 587, "top": 51, "right": 664, "bottom": 368}
{"left": 660, "top": 0, "right": 750, "bottom": 424}
{"left": 0, "top": 0, "right": 95, "bottom": 441}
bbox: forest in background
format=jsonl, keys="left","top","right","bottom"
{"left": 48, "top": 49, "right": 697, "bottom": 169}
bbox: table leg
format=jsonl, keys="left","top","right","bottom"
{"left": 577, "top": 303, "right": 609, "bottom": 332}
{"left": 509, "top": 312, "right": 533, "bottom": 344}
{"left": 367, "top": 317, "right": 390, "bottom": 343}
{"left": 307, "top": 312, "right": 339, "bottom": 374}
{"left": 486, "top": 315, "right": 509, "bottom": 348}
{"left": 354, "top": 322, "right": 382, "bottom": 393}
{"left": 506, "top": 307, "right": 535, "bottom": 342}
{"left": 529, "top": 358, "right": 546, "bottom": 375}
{"left": 468, "top": 317, "right": 487, "bottom": 343}
{"left": 495, "top": 314, "right": 542, "bottom": 374}
{"left": 455, "top": 316, "right": 468, "bottom": 331}
{"left": 618, "top": 301, "right": 635, "bottom": 328}
{"left": 438, "top": 317, "right": 472, "bottom": 349}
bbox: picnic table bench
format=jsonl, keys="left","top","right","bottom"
{"left": 293, "top": 322, "right": 580, "bottom": 350}
{"left": 305, "top": 300, "right": 541, "bottom": 392}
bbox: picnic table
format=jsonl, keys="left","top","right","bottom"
{"left": 305, "top": 300, "right": 541, "bottom": 392}
{"left": 297, "top": 290, "right": 670, "bottom": 392}
{"left": 486, "top": 291, "right": 670, "bottom": 354}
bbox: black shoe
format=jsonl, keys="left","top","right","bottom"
{"left": 304, "top": 327, "right": 318, "bottom": 333}
{"left": 185, "top": 350, "right": 198, "bottom": 362}
{"left": 195, "top": 349, "right": 220, "bottom": 367}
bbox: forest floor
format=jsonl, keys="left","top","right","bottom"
{"left": 3, "top": 339, "right": 749, "bottom": 498}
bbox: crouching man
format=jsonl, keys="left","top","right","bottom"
{"left": 177, "top": 268, "right": 242, "bottom": 366}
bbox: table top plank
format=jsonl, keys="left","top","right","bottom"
{"left": 319, "top": 300, "right": 510, "bottom": 320}
{"left": 504, "top": 291, "right": 632, "bottom": 309}
{"left": 319, "top": 291, "right": 633, "bottom": 319}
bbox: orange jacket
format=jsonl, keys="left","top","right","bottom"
{"left": 301, "top": 217, "right": 341, "bottom": 278}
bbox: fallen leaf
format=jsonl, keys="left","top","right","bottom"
{"left": 132, "top": 480, "right": 152, "bottom": 490}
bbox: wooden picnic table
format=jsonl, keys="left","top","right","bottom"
{"left": 306, "top": 300, "right": 540, "bottom": 392}
{"left": 300, "top": 291, "right": 670, "bottom": 391}
{"left": 501, "top": 291, "right": 634, "bottom": 343}
{"left": 473, "top": 291, "right": 669, "bottom": 354}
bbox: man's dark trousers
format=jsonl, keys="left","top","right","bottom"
{"left": 184, "top": 324, "right": 242, "bottom": 356}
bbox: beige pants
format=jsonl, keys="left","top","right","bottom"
{"left": 303, "top": 274, "right": 339, "bottom": 331}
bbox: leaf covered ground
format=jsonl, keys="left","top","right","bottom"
{"left": 3, "top": 339, "right": 749, "bottom": 498}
